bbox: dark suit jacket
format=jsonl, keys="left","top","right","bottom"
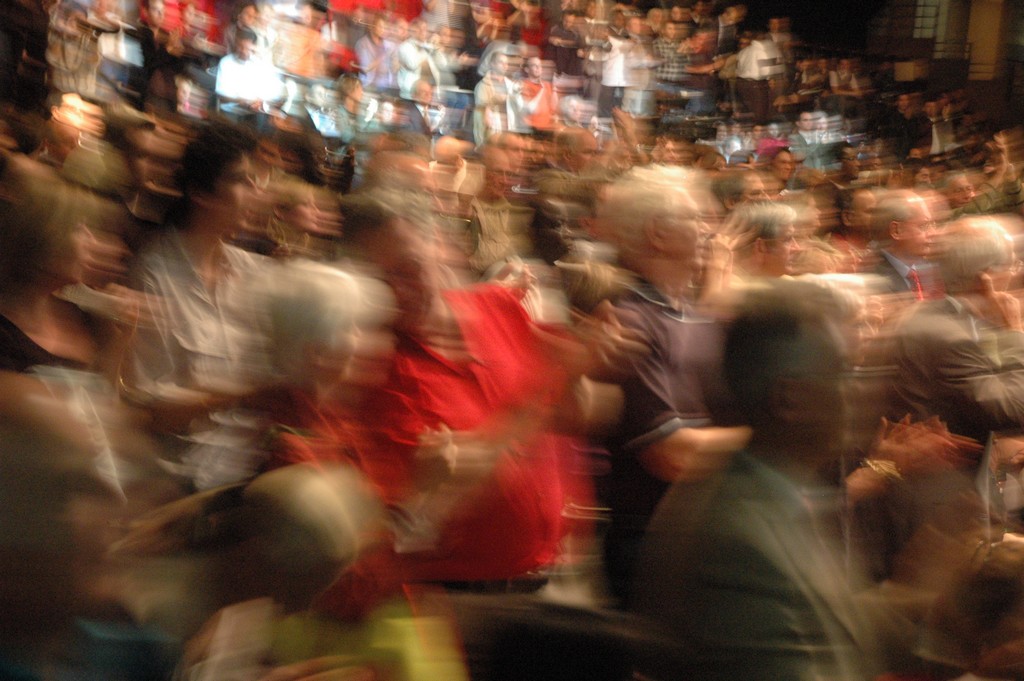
{"left": 632, "top": 453, "right": 885, "bottom": 681}
{"left": 890, "top": 297, "right": 1024, "bottom": 445}
{"left": 871, "top": 251, "right": 913, "bottom": 295}
{"left": 395, "top": 99, "right": 433, "bottom": 137}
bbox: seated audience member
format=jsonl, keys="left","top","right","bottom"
{"left": 889, "top": 217, "right": 1024, "bottom": 447}
{"left": 944, "top": 136, "right": 1024, "bottom": 218}
{"left": 274, "top": 0, "right": 326, "bottom": 78}
{"left": 215, "top": 27, "right": 283, "bottom": 106}
{"left": 788, "top": 109, "right": 833, "bottom": 171}
{"left": 396, "top": 79, "right": 444, "bottom": 137}
{"left": 870, "top": 190, "right": 941, "bottom": 298}
{"left": 138, "top": 0, "right": 185, "bottom": 111}
{"left": 827, "top": 187, "right": 878, "bottom": 270}
{"left": 709, "top": 168, "right": 770, "bottom": 213}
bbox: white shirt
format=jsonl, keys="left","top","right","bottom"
{"left": 397, "top": 38, "right": 439, "bottom": 98}
{"left": 736, "top": 39, "right": 783, "bottom": 80}
{"left": 215, "top": 53, "right": 283, "bottom": 102}
{"left": 601, "top": 34, "right": 632, "bottom": 87}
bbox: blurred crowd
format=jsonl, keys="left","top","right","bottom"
{"left": 3, "top": 0, "right": 1024, "bottom": 680}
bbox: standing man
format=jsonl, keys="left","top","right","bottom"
{"left": 734, "top": 31, "right": 782, "bottom": 124}
{"left": 397, "top": 18, "right": 439, "bottom": 99}
{"left": 596, "top": 167, "right": 749, "bottom": 605}
{"left": 355, "top": 13, "right": 397, "bottom": 92}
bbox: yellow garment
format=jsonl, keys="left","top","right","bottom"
{"left": 271, "top": 599, "right": 469, "bottom": 681}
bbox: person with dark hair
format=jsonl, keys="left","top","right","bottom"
{"left": 631, "top": 279, "right": 976, "bottom": 681}
{"left": 0, "top": 153, "right": 115, "bottom": 373}
{"left": 124, "top": 120, "right": 272, "bottom": 485}
{"left": 215, "top": 24, "right": 282, "bottom": 105}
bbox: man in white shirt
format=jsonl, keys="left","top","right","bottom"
{"left": 397, "top": 19, "right": 440, "bottom": 99}
{"left": 734, "top": 32, "right": 782, "bottom": 123}
{"left": 215, "top": 28, "right": 283, "bottom": 105}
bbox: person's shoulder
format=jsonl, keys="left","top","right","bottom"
{"left": 223, "top": 242, "right": 272, "bottom": 270}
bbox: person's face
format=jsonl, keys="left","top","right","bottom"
{"left": 371, "top": 17, "right": 386, "bottom": 39}
{"left": 413, "top": 81, "right": 433, "bottom": 105}
{"left": 345, "top": 81, "right": 364, "bottom": 107}
{"left": 741, "top": 173, "right": 769, "bottom": 202}
{"left": 662, "top": 22, "right": 677, "bottom": 40}
{"left": 797, "top": 112, "right": 815, "bottom": 131}
{"left": 914, "top": 165, "right": 932, "bottom": 187}
{"left": 661, "top": 215, "right": 703, "bottom": 272}
{"left": 772, "top": 151, "right": 796, "bottom": 180}
{"left": 239, "top": 4, "right": 258, "bottom": 27}
{"left": 659, "top": 139, "right": 692, "bottom": 166}
{"left": 258, "top": 3, "right": 273, "bottom": 26}
{"left": 840, "top": 149, "right": 860, "bottom": 180}
{"left": 526, "top": 57, "right": 543, "bottom": 79}
{"left": 843, "top": 189, "right": 876, "bottom": 233}
{"left": 690, "top": 31, "right": 711, "bottom": 52}
{"left": 946, "top": 176, "right": 975, "bottom": 208}
{"left": 484, "top": 150, "right": 514, "bottom": 198}
{"left": 413, "top": 21, "right": 428, "bottom": 42}
{"left": 891, "top": 200, "right": 935, "bottom": 259}
{"left": 768, "top": 17, "right": 782, "bottom": 32}
{"left": 669, "top": 5, "right": 684, "bottom": 21}
{"left": 284, "top": 193, "right": 321, "bottom": 234}
{"left": 759, "top": 224, "right": 798, "bottom": 276}
{"left": 235, "top": 37, "right": 255, "bottom": 61}
{"left": 896, "top": 94, "right": 910, "bottom": 113}
{"left": 392, "top": 19, "right": 408, "bottom": 41}
{"left": 491, "top": 53, "right": 509, "bottom": 76}
{"left": 565, "top": 133, "right": 599, "bottom": 171}
{"left": 367, "top": 219, "right": 441, "bottom": 335}
{"left": 201, "top": 156, "right": 257, "bottom": 233}
{"left": 148, "top": 0, "right": 165, "bottom": 26}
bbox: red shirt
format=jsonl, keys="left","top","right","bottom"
{"left": 357, "top": 285, "right": 574, "bottom": 581}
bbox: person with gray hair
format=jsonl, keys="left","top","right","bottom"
{"left": 723, "top": 201, "right": 800, "bottom": 278}
{"left": 595, "top": 166, "right": 750, "bottom": 605}
{"left": 889, "top": 216, "right": 1024, "bottom": 448}
{"left": 256, "top": 260, "right": 396, "bottom": 405}
{"left": 869, "top": 190, "right": 941, "bottom": 297}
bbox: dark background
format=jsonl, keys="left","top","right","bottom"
{"left": 743, "top": 0, "right": 891, "bottom": 52}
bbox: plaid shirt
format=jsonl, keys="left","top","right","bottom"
{"left": 653, "top": 37, "right": 688, "bottom": 83}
